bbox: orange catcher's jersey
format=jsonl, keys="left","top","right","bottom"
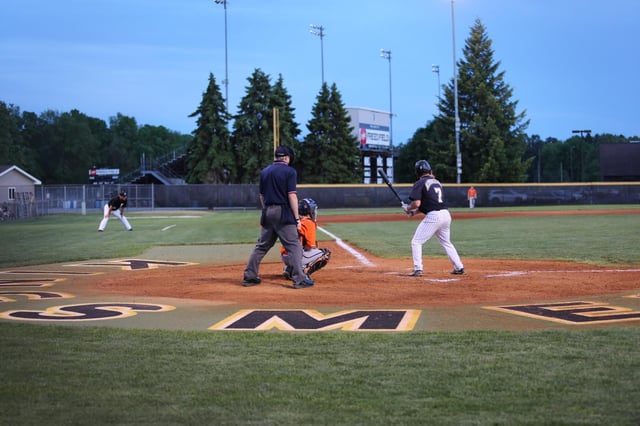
{"left": 281, "top": 216, "right": 317, "bottom": 255}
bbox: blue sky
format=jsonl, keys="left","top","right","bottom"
{"left": 1, "top": 0, "right": 639, "bottom": 145}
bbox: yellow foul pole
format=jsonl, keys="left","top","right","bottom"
{"left": 273, "top": 107, "right": 280, "bottom": 151}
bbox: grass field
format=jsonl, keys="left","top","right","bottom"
{"left": 2, "top": 205, "right": 640, "bottom": 268}
{"left": 1, "top": 206, "right": 639, "bottom": 424}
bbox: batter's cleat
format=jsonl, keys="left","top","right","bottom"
{"left": 408, "top": 270, "right": 423, "bottom": 277}
{"left": 293, "top": 276, "right": 314, "bottom": 289}
{"left": 451, "top": 268, "right": 465, "bottom": 275}
{"left": 242, "top": 276, "right": 262, "bottom": 287}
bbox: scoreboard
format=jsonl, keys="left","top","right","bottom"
{"left": 89, "top": 168, "right": 120, "bottom": 184}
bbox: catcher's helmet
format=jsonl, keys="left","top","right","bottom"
{"left": 415, "top": 160, "right": 432, "bottom": 177}
{"left": 299, "top": 198, "right": 318, "bottom": 222}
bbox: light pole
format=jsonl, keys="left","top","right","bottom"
{"left": 310, "top": 24, "right": 325, "bottom": 86}
{"left": 431, "top": 64, "right": 440, "bottom": 99}
{"left": 380, "top": 49, "right": 393, "bottom": 150}
{"left": 572, "top": 129, "right": 591, "bottom": 181}
{"left": 451, "top": 0, "right": 461, "bottom": 184}
{"left": 214, "top": 0, "right": 229, "bottom": 113}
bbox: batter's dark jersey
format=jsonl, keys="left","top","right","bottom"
{"left": 409, "top": 175, "right": 447, "bottom": 214}
{"left": 108, "top": 196, "right": 127, "bottom": 210}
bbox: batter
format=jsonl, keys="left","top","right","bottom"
{"left": 403, "top": 160, "right": 464, "bottom": 276}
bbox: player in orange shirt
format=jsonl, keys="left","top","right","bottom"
{"left": 467, "top": 186, "right": 477, "bottom": 209}
{"left": 281, "top": 198, "right": 331, "bottom": 280}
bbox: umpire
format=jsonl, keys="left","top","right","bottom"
{"left": 242, "top": 146, "right": 314, "bottom": 289}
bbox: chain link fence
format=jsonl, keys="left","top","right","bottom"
{"left": 1, "top": 183, "right": 639, "bottom": 221}
{"left": 0, "top": 184, "right": 155, "bottom": 221}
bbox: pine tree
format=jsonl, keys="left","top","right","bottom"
{"left": 232, "top": 69, "right": 275, "bottom": 183}
{"left": 300, "top": 83, "right": 361, "bottom": 183}
{"left": 434, "top": 19, "right": 532, "bottom": 183}
{"left": 186, "top": 73, "right": 231, "bottom": 184}
{"left": 395, "top": 119, "right": 451, "bottom": 183}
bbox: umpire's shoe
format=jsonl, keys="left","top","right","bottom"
{"left": 242, "top": 276, "right": 262, "bottom": 287}
{"left": 293, "top": 276, "right": 314, "bottom": 289}
{"left": 282, "top": 266, "right": 293, "bottom": 281}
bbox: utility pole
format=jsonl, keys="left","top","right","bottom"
{"left": 380, "top": 49, "right": 393, "bottom": 149}
{"left": 431, "top": 64, "right": 440, "bottom": 99}
{"left": 310, "top": 24, "right": 325, "bottom": 86}
{"left": 451, "top": 0, "right": 461, "bottom": 184}
{"left": 213, "top": 0, "right": 229, "bottom": 113}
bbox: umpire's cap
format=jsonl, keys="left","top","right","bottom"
{"left": 275, "top": 145, "right": 294, "bottom": 164}
{"left": 119, "top": 191, "right": 127, "bottom": 197}
{"left": 275, "top": 145, "right": 293, "bottom": 157}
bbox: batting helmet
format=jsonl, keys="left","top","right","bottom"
{"left": 415, "top": 160, "right": 432, "bottom": 176}
{"left": 299, "top": 198, "right": 318, "bottom": 222}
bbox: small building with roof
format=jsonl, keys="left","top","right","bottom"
{"left": 0, "top": 165, "right": 42, "bottom": 205}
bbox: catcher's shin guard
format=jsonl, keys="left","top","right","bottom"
{"left": 307, "top": 248, "right": 331, "bottom": 275}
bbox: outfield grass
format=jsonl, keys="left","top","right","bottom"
{"left": 0, "top": 206, "right": 639, "bottom": 424}
{"left": 1, "top": 205, "right": 637, "bottom": 267}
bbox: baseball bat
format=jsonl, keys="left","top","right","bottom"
{"left": 378, "top": 169, "right": 404, "bottom": 204}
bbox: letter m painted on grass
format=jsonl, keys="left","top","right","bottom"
{"left": 210, "top": 309, "right": 421, "bottom": 331}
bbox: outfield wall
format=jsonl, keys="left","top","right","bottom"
{"left": 5, "top": 182, "right": 637, "bottom": 218}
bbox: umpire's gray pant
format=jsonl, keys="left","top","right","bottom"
{"left": 244, "top": 205, "right": 306, "bottom": 284}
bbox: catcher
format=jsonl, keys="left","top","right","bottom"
{"left": 281, "top": 198, "right": 331, "bottom": 280}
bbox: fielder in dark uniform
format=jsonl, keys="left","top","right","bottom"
{"left": 242, "top": 146, "right": 314, "bottom": 289}
{"left": 403, "top": 160, "right": 464, "bottom": 276}
{"left": 98, "top": 191, "right": 132, "bottom": 232}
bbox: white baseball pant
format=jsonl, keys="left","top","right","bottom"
{"left": 98, "top": 204, "right": 132, "bottom": 231}
{"left": 282, "top": 247, "right": 325, "bottom": 272}
{"left": 411, "top": 209, "right": 463, "bottom": 272}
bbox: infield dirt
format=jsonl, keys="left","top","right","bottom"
{"left": 95, "top": 211, "right": 640, "bottom": 310}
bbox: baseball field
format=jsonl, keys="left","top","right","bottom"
{"left": 1, "top": 205, "right": 639, "bottom": 424}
